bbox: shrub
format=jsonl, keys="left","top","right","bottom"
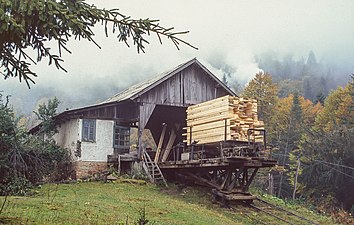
{"left": 0, "top": 175, "right": 32, "bottom": 196}
{"left": 0, "top": 95, "right": 71, "bottom": 195}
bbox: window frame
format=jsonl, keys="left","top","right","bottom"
{"left": 113, "top": 124, "right": 130, "bottom": 148}
{"left": 82, "top": 119, "right": 96, "bottom": 142}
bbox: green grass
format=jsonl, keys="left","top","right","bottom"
{"left": 0, "top": 180, "right": 337, "bottom": 224}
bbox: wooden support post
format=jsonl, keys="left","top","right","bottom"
{"left": 220, "top": 142, "right": 224, "bottom": 158}
{"left": 269, "top": 173, "right": 274, "bottom": 195}
{"left": 244, "top": 168, "right": 259, "bottom": 191}
{"left": 241, "top": 168, "right": 248, "bottom": 188}
{"left": 154, "top": 123, "right": 167, "bottom": 163}
{"left": 189, "top": 126, "right": 192, "bottom": 145}
{"left": 118, "top": 155, "right": 121, "bottom": 176}
{"left": 161, "top": 124, "right": 180, "bottom": 162}
{"left": 228, "top": 168, "right": 243, "bottom": 191}
{"left": 293, "top": 157, "right": 301, "bottom": 200}
{"left": 137, "top": 126, "right": 143, "bottom": 161}
{"left": 221, "top": 169, "right": 232, "bottom": 190}
{"left": 190, "top": 143, "right": 195, "bottom": 160}
{"left": 185, "top": 172, "right": 220, "bottom": 189}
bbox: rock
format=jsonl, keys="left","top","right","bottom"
{"left": 106, "top": 174, "right": 118, "bottom": 181}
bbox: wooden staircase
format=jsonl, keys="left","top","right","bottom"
{"left": 142, "top": 150, "right": 168, "bottom": 187}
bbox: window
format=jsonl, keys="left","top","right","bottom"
{"left": 114, "top": 124, "right": 130, "bottom": 147}
{"left": 82, "top": 119, "right": 96, "bottom": 142}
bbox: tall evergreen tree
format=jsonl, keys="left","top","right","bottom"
{"left": 315, "top": 92, "right": 326, "bottom": 105}
{"left": 306, "top": 50, "right": 317, "bottom": 66}
{"left": 277, "top": 93, "right": 303, "bottom": 197}
{"left": 303, "top": 79, "right": 314, "bottom": 101}
{"left": 222, "top": 74, "right": 229, "bottom": 86}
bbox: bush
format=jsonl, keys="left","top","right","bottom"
{"left": 0, "top": 95, "right": 71, "bottom": 195}
{"left": 0, "top": 175, "right": 32, "bottom": 196}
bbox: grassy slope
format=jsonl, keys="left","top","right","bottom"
{"left": 0, "top": 181, "right": 336, "bottom": 225}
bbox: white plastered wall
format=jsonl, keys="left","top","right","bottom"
{"left": 54, "top": 119, "right": 115, "bottom": 162}
{"left": 78, "top": 119, "right": 114, "bottom": 162}
{"left": 54, "top": 119, "right": 80, "bottom": 159}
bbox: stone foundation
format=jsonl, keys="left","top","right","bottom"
{"left": 74, "top": 161, "right": 108, "bottom": 179}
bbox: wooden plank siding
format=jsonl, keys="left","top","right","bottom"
{"left": 59, "top": 102, "right": 139, "bottom": 124}
{"left": 138, "top": 64, "right": 230, "bottom": 107}
{"left": 135, "top": 63, "right": 232, "bottom": 160}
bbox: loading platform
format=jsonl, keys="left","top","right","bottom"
{"left": 159, "top": 156, "right": 276, "bottom": 169}
{"left": 158, "top": 156, "right": 277, "bottom": 203}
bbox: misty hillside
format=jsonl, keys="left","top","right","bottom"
{"left": 1, "top": 51, "right": 351, "bottom": 117}
{"left": 255, "top": 51, "right": 350, "bottom": 100}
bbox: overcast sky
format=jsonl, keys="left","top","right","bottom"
{"left": 2, "top": 0, "right": 354, "bottom": 112}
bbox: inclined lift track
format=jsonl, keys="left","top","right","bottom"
{"left": 159, "top": 129, "right": 277, "bottom": 202}
{"left": 157, "top": 129, "right": 319, "bottom": 224}
{"left": 244, "top": 198, "right": 319, "bottom": 225}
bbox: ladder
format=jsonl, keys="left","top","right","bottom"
{"left": 142, "top": 150, "right": 168, "bottom": 187}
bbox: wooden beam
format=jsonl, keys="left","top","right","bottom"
{"left": 161, "top": 124, "right": 180, "bottom": 162}
{"left": 220, "top": 170, "right": 230, "bottom": 190}
{"left": 138, "top": 103, "right": 156, "bottom": 160}
{"left": 184, "top": 172, "right": 220, "bottom": 189}
{"left": 154, "top": 123, "right": 167, "bottom": 163}
{"left": 244, "top": 168, "right": 259, "bottom": 191}
{"left": 227, "top": 168, "right": 243, "bottom": 191}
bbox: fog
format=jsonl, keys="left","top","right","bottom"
{"left": 1, "top": 0, "right": 353, "bottom": 114}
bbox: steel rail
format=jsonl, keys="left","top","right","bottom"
{"left": 238, "top": 208, "right": 269, "bottom": 225}
{"left": 248, "top": 203, "right": 294, "bottom": 225}
{"left": 245, "top": 213, "right": 268, "bottom": 225}
{"left": 255, "top": 198, "right": 319, "bottom": 225}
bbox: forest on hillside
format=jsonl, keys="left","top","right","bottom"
{"left": 240, "top": 70, "right": 354, "bottom": 218}
{"left": 219, "top": 50, "right": 351, "bottom": 102}
{"left": 256, "top": 51, "right": 348, "bottom": 100}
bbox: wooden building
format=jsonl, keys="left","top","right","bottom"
{"left": 31, "top": 58, "right": 236, "bottom": 178}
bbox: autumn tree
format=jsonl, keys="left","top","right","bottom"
{"left": 242, "top": 72, "right": 278, "bottom": 193}
{"left": 242, "top": 71, "right": 278, "bottom": 124}
{"left": 273, "top": 93, "right": 303, "bottom": 197}
{"left": 298, "top": 78, "right": 354, "bottom": 211}
{"left": 267, "top": 93, "right": 322, "bottom": 198}
{"left": 0, "top": 0, "right": 196, "bottom": 88}
{"left": 315, "top": 83, "right": 354, "bottom": 130}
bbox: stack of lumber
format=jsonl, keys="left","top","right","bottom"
{"left": 183, "top": 95, "right": 264, "bottom": 144}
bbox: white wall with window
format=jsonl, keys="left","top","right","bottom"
{"left": 79, "top": 119, "right": 115, "bottom": 161}
{"left": 55, "top": 118, "right": 129, "bottom": 162}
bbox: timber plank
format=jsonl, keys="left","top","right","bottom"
{"left": 184, "top": 95, "right": 264, "bottom": 144}
{"left": 187, "top": 116, "right": 234, "bottom": 127}
{"left": 187, "top": 95, "right": 232, "bottom": 110}
{"left": 187, "top": 101, "right": 234, "bottom": 113}
{"left": 187, "top": 106, "right": 234, "bottom": 119}
{"left": 184, "top": 120, "right": 233, "bottom": 133}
